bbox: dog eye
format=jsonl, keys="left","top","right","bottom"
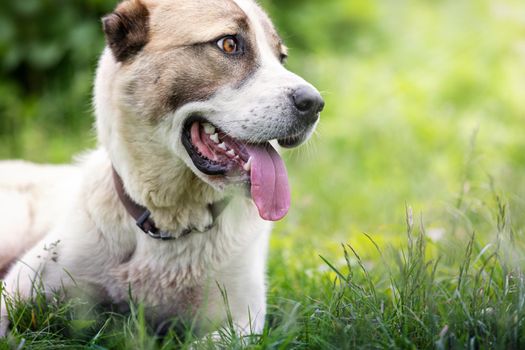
{"left": 217, "top": 36, "right": 240, "bottom": 55}
{"left": 279, "top": 53, "right": 288, "bottom": 64}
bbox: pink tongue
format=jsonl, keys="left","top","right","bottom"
{"left": 245, "top": 143, "right": 290, "bottom": 221}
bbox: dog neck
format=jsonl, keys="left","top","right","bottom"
{"left": 112, "top": 166, "right": 230, "bottom": 240}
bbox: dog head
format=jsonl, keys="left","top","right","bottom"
{"left": 95, "top": 0, "right": 324, "bottom": 221}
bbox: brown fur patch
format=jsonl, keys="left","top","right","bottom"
{"left": 118, "top": 0, "right": 260, "bottom": 120}
{"left": 102, "top": 0, "right": 150, "bottom": 62}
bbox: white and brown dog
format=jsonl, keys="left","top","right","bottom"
{"left": 0, "top": 0, "right": 323, "bottom": 337}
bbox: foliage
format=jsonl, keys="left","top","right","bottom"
{"left": 0, "top": 0, "right": 112, "bottom": 159}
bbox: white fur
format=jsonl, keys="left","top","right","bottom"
{"left": 0, "top": 150, "right": 271, "bottom": 336}
{"left": 0, "top": 0, "right": 321, "bottom": 339}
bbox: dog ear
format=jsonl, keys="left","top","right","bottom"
{"left": 102, "top": 0, "right": 150, "bottom": 62}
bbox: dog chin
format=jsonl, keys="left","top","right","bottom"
{"left": 277, "top": 125, "right": 316, "bottom": 149}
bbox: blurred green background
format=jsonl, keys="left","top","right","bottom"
{"left": 0, "top": 0, "right": 524, "bottom": 262}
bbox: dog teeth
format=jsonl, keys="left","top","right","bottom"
{"left": 243, "top": 157, "right": 252, "bottom": 172}
{"left": 218, "top": 143, "right": 227, "bottom": 151}
{"left": 203, "top": 123, "right": 216, "bottom": 135}
{"left": 227, "top": 150, "right": 236, "bottom": 157}
{"left": 210, "top": 133, "right": 220, "bottom": 143}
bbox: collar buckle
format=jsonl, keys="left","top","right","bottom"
{"left": 136, "top": 210, "right": 153, "bottom": 233}
{"left": 136, "top": 209, "right": 176, "bottom": 240}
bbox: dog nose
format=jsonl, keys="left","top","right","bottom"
{"left": 292, "top": 86, "right": 325, "bottom": 118}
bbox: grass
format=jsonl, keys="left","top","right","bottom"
{"left": 2, "top": 0, "right": 525, "bottom": 348}
{"left": 2, "top": 195, "right": 525, "bottom": 349}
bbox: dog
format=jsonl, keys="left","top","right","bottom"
{"left": 0, "top": 0, "right": 323, "bottom": 338}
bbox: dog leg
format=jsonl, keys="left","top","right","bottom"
{"left": 215, "top": 233, "right": 269, "bottom": 338}
{"left": 222, "top": 287, "right": 266, "bottom": 337}
{"left": 199, "top": 299, "right": 266, "bottom": 347}
{"left": 0, "top": 253, "right": 43, "bottom": 337}
{"left": 0, "top": 298, "right": 8, "bottom": 337}
{"left": 207, "top": 261, "right": 268, "bottom": 340}
{"left": 0, "top": 235, "right": 66, "bottom": 337}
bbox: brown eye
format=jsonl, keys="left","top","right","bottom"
{"left": 217, "top": 36, "right": 240, "bottom": 54}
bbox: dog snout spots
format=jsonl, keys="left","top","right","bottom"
{"left": 291, "top": 86, "right": 325, "bottom": 122}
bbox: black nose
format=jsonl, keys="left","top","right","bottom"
{"left": 292, "top": 86, "right": 325, "bottom": 117}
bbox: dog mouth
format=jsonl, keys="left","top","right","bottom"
{"left": 182, "top": 118, "right": 290, "bottom": 221}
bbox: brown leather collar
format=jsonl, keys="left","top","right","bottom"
{"left": 112, "top": 167, "right": 229, "bottom": 241}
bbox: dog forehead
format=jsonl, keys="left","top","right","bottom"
{"left": 137, "top": 0, "right": 280, "bottom": 51}
{"left": 231, "top": 0, "right": 276, "bottom": 33}
{"left": 140, "top": 0, "right": 264, "bottom": 46}
{"left": 231, "top": 0, "right": 284, "bottom": 58}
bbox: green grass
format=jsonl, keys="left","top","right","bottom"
{"left": 2, "top": 0, "right": 525, "bottom": 348}
{"left": 2, "top": 198, "right": 525, "bottom": 349}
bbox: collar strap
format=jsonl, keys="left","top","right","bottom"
{"left": 112, "top": 167, "right": 229, "bottom": 241}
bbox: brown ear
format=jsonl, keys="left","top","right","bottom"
{"left": 102, "top": 0, "right": 150, "bottom": 62}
